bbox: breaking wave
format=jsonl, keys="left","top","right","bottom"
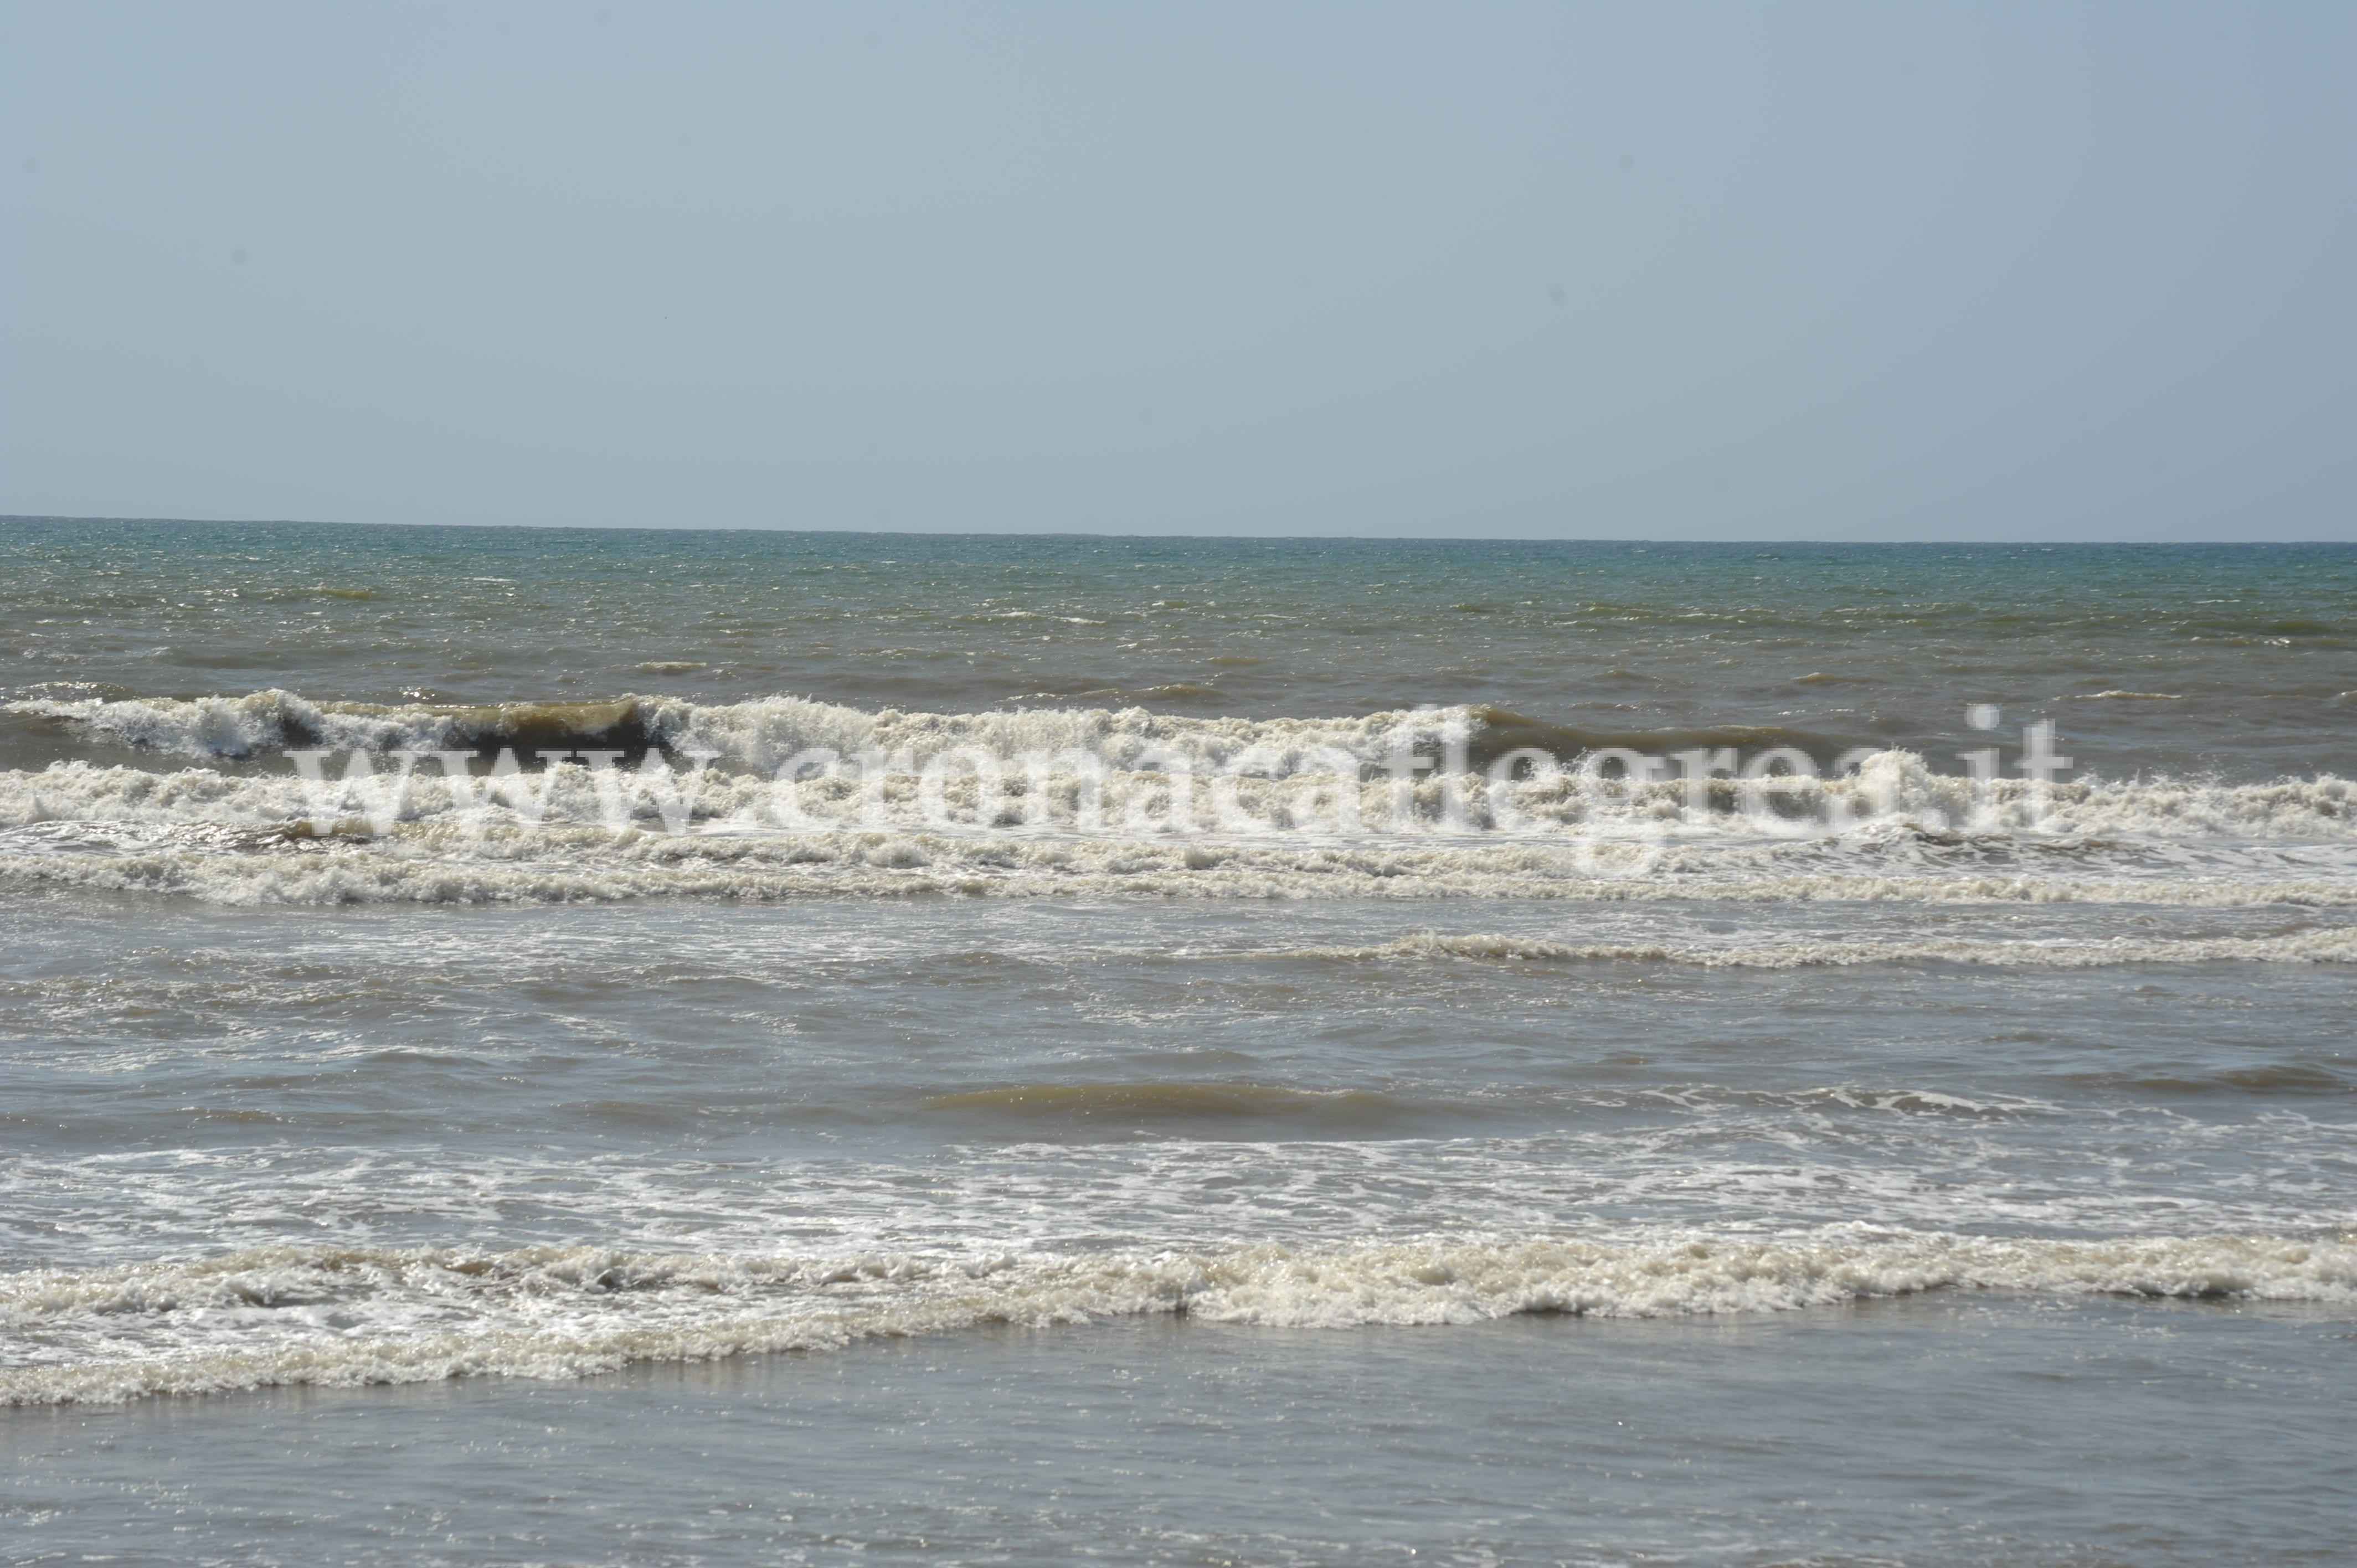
{"left": 5, "top": 691, "right": 2355, "bottom": 907}
{"left": 5, "top": 689, "right": 1861, "bottom": 772}
{"left": 6, "top": 818, "right": 2357, "bottom": 909}
{"left": 5, "top": 1231, "right": 2349, "bottom": 1406}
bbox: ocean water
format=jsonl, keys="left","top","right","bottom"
{"left": 3, "top": 518, "right": 2355, "bottom": 1565}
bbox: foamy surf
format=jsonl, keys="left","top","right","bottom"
{"left": 12, "top": 689, "right": 2356, "bottom": 842}
{"left": 4, "top": 730, "right": 2357, "bottom": 909}
{"left": 6, "top": 689, "right": 1858, "bottom": 773}
{"left": 5, "top": 1232, "right": 2350, "bottom": 1406}
{"left": 8, "top": 828, "right": 2357, "bottom": 911}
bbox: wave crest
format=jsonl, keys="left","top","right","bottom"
{"left": 6, "top": 1232, "right": 2349, "bottom": 1406}
{"left": 8, "top": 690, "right": 1864, "bottom": 773}
{"left": 7, "top": 691, "right": 2356, "bottom": 906}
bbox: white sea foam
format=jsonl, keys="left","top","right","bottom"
{"left": 8, "top": 829, "right": 2357, "bottom": 910}
{"left": 7, "top": 698, "right": 2357, "bottom": 908}
{"left": 13, "top": 689, "right": 2357, "bottom": 834}
{"left": 4, "top": 806, "right": 2356, "bottom": 910}
{"left": 4, "top": 1232, "right": 2349, "bottom": 1406}
{"left": 9, "top": 695, "right": 2357, "bottom": 843}
{"left": 7, "top": 688, "right": 442, "bottom": 758}
{"left": 7, "top": 689, "right": 1439, "bottom": 771}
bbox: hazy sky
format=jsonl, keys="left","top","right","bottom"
{"left": 4, "top": 3, "right": 2351, "bottom": 540}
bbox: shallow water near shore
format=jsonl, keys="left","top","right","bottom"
{"left": 11, "top": 1299, "right": 2357, "bottom": 1567}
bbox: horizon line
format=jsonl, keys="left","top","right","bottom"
{"left": 4, "top": 514, "right": 2350, "bottom": 548}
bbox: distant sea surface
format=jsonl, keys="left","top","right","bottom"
{"left": 4, "top": 519, "right": 2355, "bottom": 1566}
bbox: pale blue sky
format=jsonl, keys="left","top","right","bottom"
{"left": 3, "top": 3, "right": 2350, "bottom": 539}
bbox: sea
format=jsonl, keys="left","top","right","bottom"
{"left": 3, "top": 517, "right": 2354, "bottom": 1567}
